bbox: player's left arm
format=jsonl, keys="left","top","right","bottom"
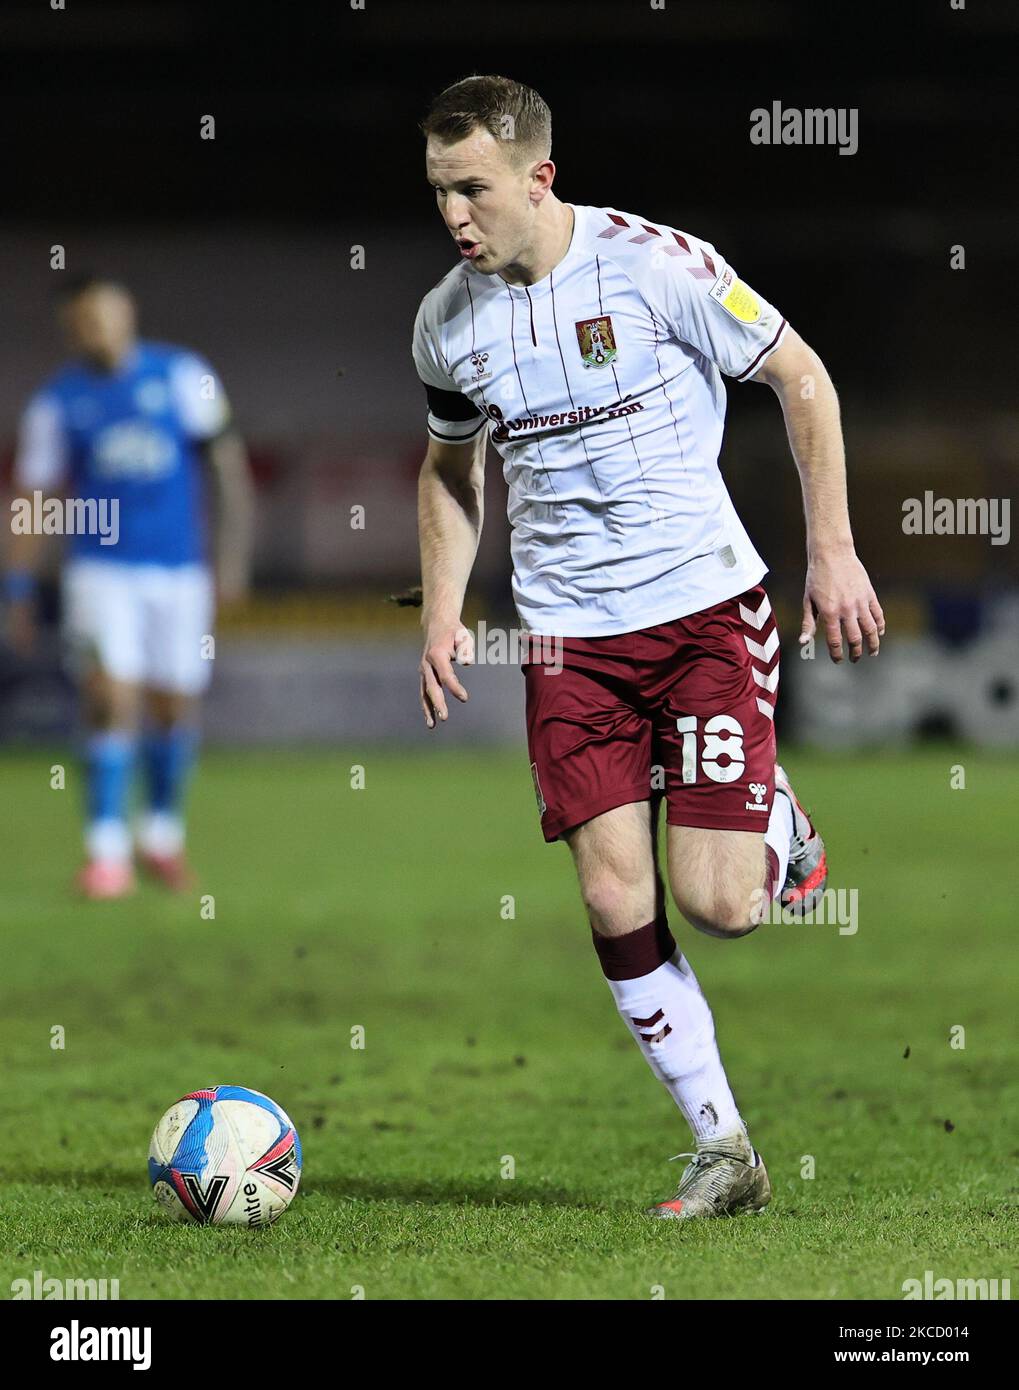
{"left": 171, "top": 352, "right": 255, "bottom": 605}
{"left": 752, "top": 327, "right": 885, "bottom": 663}
{"left": 642, "top": 229, "right": 885, "bottom": 664}
{"left": 200, "top": 426, "right": 255, "bottom": 606}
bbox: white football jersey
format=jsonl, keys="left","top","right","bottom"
{"left": 412, "top": 202, "right": 788, "bottom": 637}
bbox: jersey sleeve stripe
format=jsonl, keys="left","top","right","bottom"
{"left": 426, "top": 414, "right": 487, "bottom": 444}
{"left": 735, "top": 319, "right": 788, "bottom": 381}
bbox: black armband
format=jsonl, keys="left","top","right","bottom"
{"left": 424, "top": 382, "right": 484, "bottom": 423}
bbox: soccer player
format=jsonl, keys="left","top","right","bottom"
{"left": 412, "top": 76, "right": 887, "bottom": 1221}
{"left": 5, "top": 276, "right": 254, "bottom": 898}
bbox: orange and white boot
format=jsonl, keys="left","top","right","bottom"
{"left": 649, "top": 1128, "right": 771, "bottom": 1220}
{"left": 774, "top": 764, "right": 828, "bottom": 916}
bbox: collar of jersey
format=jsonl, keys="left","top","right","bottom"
{"left": 79, "top": 342, "right": 144, "bottom": 380}
{"left": 500, "top": 203, "right": 585, "bottom": 299}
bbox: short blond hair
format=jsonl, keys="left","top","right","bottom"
{"left": 420, "top": 75, "right": 552, "bottom": 169}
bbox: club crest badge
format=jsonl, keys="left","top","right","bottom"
{"left": 575, "top": 315, "right": 617, "bottom": 368}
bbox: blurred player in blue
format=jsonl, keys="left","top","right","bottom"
{"left": 5, "top": 276, "right": 254, "bottom": 898}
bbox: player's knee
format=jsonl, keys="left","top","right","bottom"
{"left": 581, "top": 868, "right": 652, "bottom": 935}
{"left": 146, "top": 690, "right": 193, "bottom": 729}
{"left": 86, "top": 686, "right": 131, "bottom": 731}
{"left": 678, "top": 891, "right": 758, "bottom": 939}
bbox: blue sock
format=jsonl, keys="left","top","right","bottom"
{"left": 84, "top": 731, "right": 136, "bottom": 826}
{"left": 143, "top": 726, "right": 199, "bottom": 814}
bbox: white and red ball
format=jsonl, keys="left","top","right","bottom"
{"left": 148, "top": 1085, "right": 302, "bottom": 1226}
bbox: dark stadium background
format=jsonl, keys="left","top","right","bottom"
{"left": 2, "top": 0, "right": 1016, "bottom": 747}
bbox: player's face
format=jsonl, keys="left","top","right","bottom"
{"left": 62, "top": 287, "right": 137, "bottom": 368}
{"left": 426, "top": 128, "right": 540, "bottom": 275}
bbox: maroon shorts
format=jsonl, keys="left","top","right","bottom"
{"left": 522, "top": 583, "right": 779, "bottom": 842}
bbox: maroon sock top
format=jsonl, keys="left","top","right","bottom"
{"left": 591, "top": 913, "right": 677, "bottom": 981}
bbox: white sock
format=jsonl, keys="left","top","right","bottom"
{"left": 136, "top": 810, "right": 185, "bottom": 857}
{"left": 604, "top": 949, "right": 743, "bottom": 1143}
{"left": 86, "top": 817, "right": 132, "bottom": 864}
{"left": 765, "top": 791, "right": 794, "bottom": 899}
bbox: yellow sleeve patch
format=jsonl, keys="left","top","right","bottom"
{"left": 709, "top": 268, "right": 762, "bottom": 324}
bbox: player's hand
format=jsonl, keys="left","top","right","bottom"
{"left": 6, "top": 598, "right": 38, "bottom": 657}
{"left": 801, "top": 550, "right": 885, "bottom": 663}
{"left": 214, "top": 568, "right": 250, "bottom": 610}
{"left": 419, "top": 622, "right": 475, "bottom": 728}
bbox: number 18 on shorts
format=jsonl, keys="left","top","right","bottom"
{"left": 523, "top": 585, "right": 779, "bottom": 841}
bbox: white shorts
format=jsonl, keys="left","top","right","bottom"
{"left": 62, "top": 560, "right": 214, "bottom": 696}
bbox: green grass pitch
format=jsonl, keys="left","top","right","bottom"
{"left": 1, "top": 745, "right": 1016, "bottom": 1300}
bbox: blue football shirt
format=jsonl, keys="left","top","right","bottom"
{"left": 14, "top": 341, "right": 231, "bottom": 566}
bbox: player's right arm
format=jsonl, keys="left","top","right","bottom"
{"left": 417, "top": 429, "right": 486, "bottom": 728}
{"left": 4, "top": 392, "right": 68, "bottom": 655}
{"left": 411, "top": 290, "right": 488, "bottom": 728}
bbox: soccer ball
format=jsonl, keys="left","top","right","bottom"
{"left": 148, "top": 1084, "right": 302, "bottom": 1226}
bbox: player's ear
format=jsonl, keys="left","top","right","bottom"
{"left": 529, "top": 157, "right": 555, "bottom": 202}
